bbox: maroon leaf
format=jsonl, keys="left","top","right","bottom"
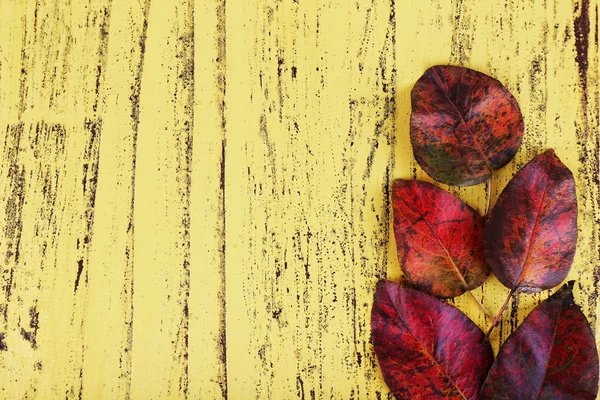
{"left": 392, "top": 180, "right": 489, "bottom": 298}
{"left": 480, "top": 282, "right": 599, "bottom": 399}
{"left": 483, "top": 149, "right": 577, "bottom": 293}
{"left": 410, "top": 65, "right": 524, "bottom": 186}
{"left": 372, "top": 281, "right": 493, "bottom": 399}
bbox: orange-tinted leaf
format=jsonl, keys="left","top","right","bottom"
{"left": 480, "top": 282, "right": 599, "bottom": 399}
{"left": 483, "top": 150, "right": 577, "bottom": 293}
{"left": 410, "top": 65, "right": 524, "bottom": 186}
{"left": 371, "top": 281, "right": 493, "bottom": 399}
{"left": 392, "top": 180, "right": 489, "bottom": 298}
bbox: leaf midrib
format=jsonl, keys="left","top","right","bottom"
{"left": 429, "top": 66, "right": 493, "bottom": 173}
{"left": 532, "top": 302, "right": 563, "bottom": 399}
{"left": 396, "top": 192, "right": 471, "bottom": 292}
{"left": 513, "top": 173, "right": 550, "bottom": 290}
{"left": 384, "top": 287, "right": 469, "bottom": 400}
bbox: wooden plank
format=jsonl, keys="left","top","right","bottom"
{"left": 129, "top": 0, "right": 193, "bottom": 397}
{"left": 193, "top": 0, "right": 228, "bottom": 398}
{"left": 79, "top": 0, "right": 150, "bottom": 398}
{"left": 0, "top": 1, "right": 126, "bottom": 398}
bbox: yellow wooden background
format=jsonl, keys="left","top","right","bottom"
{"left": 0, "top": 0, "right": 598, "bottom": 398}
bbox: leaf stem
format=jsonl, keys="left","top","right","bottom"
{"left": 484, "top": 177, "right": 492, "bottom": 216}
{"left": 466, "top": 290, "right": 493, "bottom": 320}
{"left": 484, "top": 288, "right": 515, "bottom": 341}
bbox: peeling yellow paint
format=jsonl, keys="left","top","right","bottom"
{"left": 0, "top": 0, "right": 598, "bottom": 398}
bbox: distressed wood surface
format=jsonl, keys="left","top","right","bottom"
{"left": 0, "top": 0, "right": 598, "bottom": 398}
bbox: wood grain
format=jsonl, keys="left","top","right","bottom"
{"left": 0, "top": 0, "right": 597, "bottom": 398}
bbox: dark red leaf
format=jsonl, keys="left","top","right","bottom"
{"left": 371, "top": 281, "right": 494, "bottom": 399}
{"left": 392, "top": 180, "right": 489, "bottom": 298}
{"left": 480, "top": 282, "right": 599, "bottom": 399}
{"left": 483, "top": 149, "right": 577, "bottom": 293}
{"left": 410, "top": 65, "right": 524, "bottom": 186}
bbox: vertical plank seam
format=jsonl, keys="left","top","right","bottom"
{"left": 574, "top": 0, "right": 600, "bottom": 332}
{"left": 128, "top": 0, "right": 152, "bottom": 397}
{"left": 386, "top": 0, "right": 397, "bottom": 279}
{"left": 216, "top": 0, "right": 229, "bottom": 398}
{"left": 181, "top": 0, "right": 195, "bottom": 395}
{"left": 384, "top": 2, "right": 396, "bottom": 398}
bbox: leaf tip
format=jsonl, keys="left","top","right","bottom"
{"left": 552, "top": 280, "right": 577, "bottom": 307}
{"left": 561, "top": 280, "right": 576, "bottom": 297}
{"left": 539, "top": 148, "right": 572, "bottom": 173}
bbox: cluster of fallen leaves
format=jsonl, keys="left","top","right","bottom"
{"left": 371, "top": 66, "right": 599, "bottom": 399}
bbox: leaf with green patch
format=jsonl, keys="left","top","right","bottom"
{"left": 410, "top": 65, "right": 524, "bottom": 186}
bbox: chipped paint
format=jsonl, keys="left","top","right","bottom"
{"left": 0, "top": 0, "right": 597, "bottom": 398}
